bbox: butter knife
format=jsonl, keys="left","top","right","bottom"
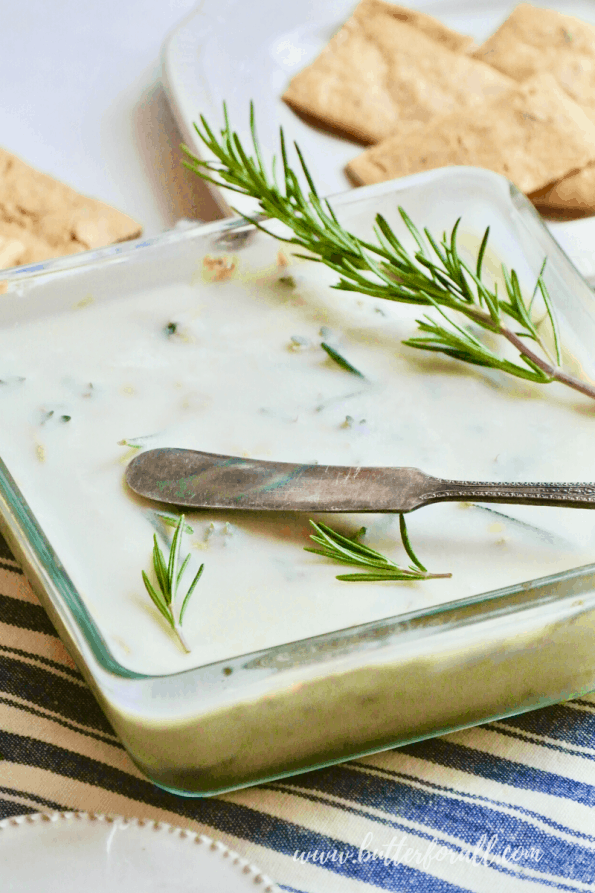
{"left": 125, "top": 448, "right": 595, "bottom": 512}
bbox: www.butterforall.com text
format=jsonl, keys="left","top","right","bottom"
{"left": 293, "top": 833, "right": 542, "bottom": 870}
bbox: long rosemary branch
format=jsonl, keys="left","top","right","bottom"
{"left": 183, "top": 105, "right": 595, "bottom": 402}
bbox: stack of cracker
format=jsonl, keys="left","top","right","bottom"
{"left": 473, "top": 4, "right": 595, "bottom": 211}
{"left": 0, "top": 148, "right": 141, "bottom": 271}
{"left": 282, "top": 1, "right": 595, "bottom": 215}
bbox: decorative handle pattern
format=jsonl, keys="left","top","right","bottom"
{"left": 425, "top": 480, "right": 595, "bottom": 509}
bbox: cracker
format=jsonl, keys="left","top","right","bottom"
{"left": 282, "top": 0, "right": 511, "bottom": 144}
{"left": 346, "top": 73, "right": 595, "bottom": 195}
{"left": 0, "top": 148, "right": 142, "bottom": 270}
{"left": 474, "top": 4, "right": 595, "bottom": 213}
{"left": 367, "top": 2, "right": 475, "bottom": 53}
{"left": 530, "top": 164, "right": 595, "bottom": 212}
{"left": 474, "top": 4, "right": 595, "bottom": 119}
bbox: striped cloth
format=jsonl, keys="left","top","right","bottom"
{"left": 1, "top": 529, "right": 595, "bottom": 892}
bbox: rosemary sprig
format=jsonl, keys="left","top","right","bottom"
{"left": 183, "top": 105, "right": 595, "bottom": 401}
{"left": 142, "top": 514, "right": 204, "bottom": 652}
{"left": 305, "top": 516, "right": 451, "bottom": 582}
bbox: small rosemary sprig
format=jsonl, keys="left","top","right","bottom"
{"left": 142, "top": 514, "right": 204, "bottom": 652}
{"left": 305, "top": 515, "right": 451, "bottom": 582}
{"left": 183, "top": 105, "right": 595, "bottom": 401}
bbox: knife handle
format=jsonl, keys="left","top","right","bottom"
{"left": 426, "top": 479, "right": 595, "bottom": 510}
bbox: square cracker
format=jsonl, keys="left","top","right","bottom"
{"left": 282, "top": 0, "right": 511, "bottom": 144}
{"left": 474, "top": 4, "right": 595, "bottom": 120}
{"left": 0, "top": 148, "right": 142, "bottom": 270}
{"left": 346, "top": 73, "right": 595, "bottom": 195}
{"left": 474, "top": 3, "right": 595, "bottom": 212}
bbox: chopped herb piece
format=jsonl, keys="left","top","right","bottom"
{"left": 289, "top": 334, "right": 310, "bottom": 351}
{"left": 165, "top": 321, "right": 178, "bottom": 336}
{"left": 75, "top": 295, "right": 94, "bottom": 309}
{"left": 278, "top": 275, "right": 296, "bottom": 287}
{"left": 60, "top": 415, "right": 71, "bottom": 423}
{"left": 202, "top": 254, "right": 237, "bottom": 281}
{"left": 321, "top": 342, "right": 365, "bottom": 377}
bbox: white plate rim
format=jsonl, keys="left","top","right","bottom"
{"left": 0, "top": 811, "right": 280, "bottom": 893}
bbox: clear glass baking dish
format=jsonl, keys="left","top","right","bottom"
{"left": 2, "top": 167, "right": 595, "bottom": 796}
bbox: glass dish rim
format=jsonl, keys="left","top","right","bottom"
{"left": 2, "top": 164, "right": 594, "bottom": 687}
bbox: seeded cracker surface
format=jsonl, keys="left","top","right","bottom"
{"left": 0, "top": 147, "right": 142, "bottom": 270}
{"left": 474, "top": 3, "right": 595, "bottom": 212}
{"left": 346, "top": 73, "right": 595, "bottom": 195}
{"left": 282, "top": 0, "right": 511, "bottom": 144}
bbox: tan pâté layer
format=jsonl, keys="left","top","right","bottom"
{"left": 346, "top": 73, "right": 595, "bottom": 195}
{"left": 0, "top": 147, "right": 141, "bottom": 270}
{"left": 282, "top": 0, "right": 511, "bottom": 145}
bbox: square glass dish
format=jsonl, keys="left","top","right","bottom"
{"left": 2, "top": 168, "right": 595, "bottom": 796}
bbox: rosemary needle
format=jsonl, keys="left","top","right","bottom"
{"left": 305, "top": 516, "right": 450, "bottom": 582}
{"left": 142, "top": 514, "right": 204, "bottom": 652}
{"left": 183, "top": 104, "right": 595, "bottom": 402}
{"left": 156, "top": 511, "right": 194, "bottom": 534}
{"left": 321, "top": 342, "right": 365, "bottom": 377}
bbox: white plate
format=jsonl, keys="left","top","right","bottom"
{"left": 161, "top": 0, "right": 595, "bottom": 279}
{"left": 0, "top": 812, "right": 279, "bottom": 893}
